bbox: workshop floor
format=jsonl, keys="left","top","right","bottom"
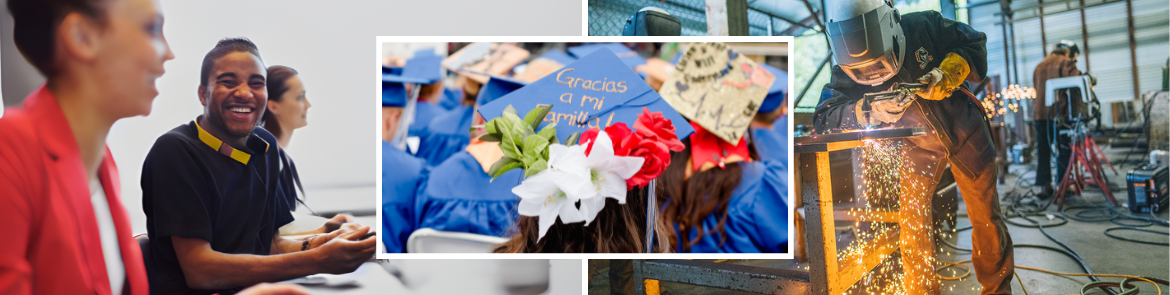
{"left": 938, "top": 145, "right": 1169, "bottom": 295}
{"left": 587, "top": 146, "right": 1168, "bottom": 295}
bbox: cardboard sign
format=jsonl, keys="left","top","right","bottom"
{"left": 568, "top": 43, "right": 647, "bottom": 69}
{"left": 659, "top": 42, "right": 774, "bottom": 144}
{"left": 478, "top": 47, "right": 694, "bottom": 144}
{"left": 442, "top": 43, "right": 530, "bottom": 83}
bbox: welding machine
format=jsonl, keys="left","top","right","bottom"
{"left": 1126, "top": 165, "right": 1168, "bottom": 214}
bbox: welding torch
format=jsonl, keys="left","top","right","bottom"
{"left": 860, "top": 82, "right": 928, "bottom": 112}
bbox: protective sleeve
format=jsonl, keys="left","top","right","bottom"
{"left": 924, "top": 11, "right": 988, "bottom": 81}
{"left": 813, "top": 66, "right": 868, "bottom": 133}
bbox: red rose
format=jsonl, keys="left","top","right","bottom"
{"left": 633, "top": 107, "right": 685, "bottom": 152}
{"left": 579, "top": 118, "right": 677, "bottom": 189}
{"left": 625, "top": 140, "right": 671, "bottom": 188}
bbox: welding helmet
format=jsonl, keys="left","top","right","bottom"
{"left": 1054, "top": 40, "right": 1080, "bottom": 58}
{"left": 825, "top": 0, "right": 906, "bottom": 86}
{"left": 622, "top": 7, "right": 681, "bottom": 36}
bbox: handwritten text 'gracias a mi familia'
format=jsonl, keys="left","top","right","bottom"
{"left": 539, "top": 68, "right": 629, "bottom": 128}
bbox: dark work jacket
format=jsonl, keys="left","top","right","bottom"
{"left": 813, "top": 10, "right": 995, "bottom": 178}
{"left": 1032, "top": 54, "right": 1082, "bottom": 120}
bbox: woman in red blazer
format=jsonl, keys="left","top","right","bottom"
{"left": 0, "top": 0, "right": 173, "bottom": 294}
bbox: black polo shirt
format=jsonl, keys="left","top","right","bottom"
{"left": 142, "top": 118, "right": 295, "bottom": 295}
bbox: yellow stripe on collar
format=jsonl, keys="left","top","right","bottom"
{"left": 194, "top": 120, "right": 252, "bottom": 165}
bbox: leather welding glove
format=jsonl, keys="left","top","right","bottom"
{"left": 915, "top": 53, "right": 971, "bottom": 101}
{"left": 855, "top": 90, "right": 914, "bottom": 126}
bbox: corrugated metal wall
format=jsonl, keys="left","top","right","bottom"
{"left": 588, "top": 0, "right": 777, "bottom": 36}
{"left": 972, "top": 0, "right": 1169, "bottom": 126}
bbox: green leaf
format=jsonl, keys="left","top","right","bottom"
{"left": 484, "top": 120, "right": 498, "bottom": 134}
{"left": 523, "top": 135, "right": 550, "bottom": 157}
{"left": 491, "top": 162, "right": 523, "bottom": 180}
{"left": 521, "top": 153, "right": 536, "bottom": 168}
{"left": 536, "top": 123, "right": 557, "bottom": 142}
{"left": 478, "top": 133, "right": 502, "bottom": 142}
{"left": 525, "top": 159, "right": 548, "bottom": 177}
{"left": 487, "top": 157, "right": 518, "bottom": 177}
{"left": 565, "top": 132, "right": 581, "bottom": 146}
{"left": 500, "top": 140, "right": 521, "bottom": 160}
{"left": 523, "top": 105, "right": 553, "bottom": 131}
{"left": 503, "top": 105, "right": 518, "bottom": 117}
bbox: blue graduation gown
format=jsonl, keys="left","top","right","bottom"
{"left": 439, "top": 87, "right": 462, "bottom": 111}
{"left": 416, "top": 105, "right": 473, "bottom": 166}
{"left": 414, "top": 151, "right": 522, "bottom": 237}
{"left": 675, "top": 160, "right": 789, "bottom": 253}
{"left": 751, "top": 125, "right": 788, "bottom": 166}
{"left": 382, "top": 140, "right": 428, "bottom": 253}
{"left": 408, "top": 102, "right": 447, "bottom": 138}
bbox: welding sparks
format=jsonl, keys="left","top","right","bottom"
{"left": 839, "top": 139, "right": 941, "bottom": 294}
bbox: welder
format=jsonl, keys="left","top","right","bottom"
{"left": 811, "top": 1, "right": 1014, "bottom": 294}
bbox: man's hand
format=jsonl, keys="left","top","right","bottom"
{"left": 312, "top": 226, "right": 377, "bottom": 274}
{"left": 915, "top": 68, "right": 947, "bottom": 101}
{"left": 858, "top": 91, "right": 914, "bottom": 126}
{"left": 322, "top": 214, "right": 355, "bottom": 233}
{"left": 915, "top": 53, "right": 972, "bottom": 101}
{"left": 237, "top": 283, "right": 311, "bottom": 295}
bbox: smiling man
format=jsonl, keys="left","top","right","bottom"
{"left": 141, "top": 38, "right": 375, "bottom": 295}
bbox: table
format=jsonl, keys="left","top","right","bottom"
{"left": 288, "top": 262, "right": 411, "bottom": 294}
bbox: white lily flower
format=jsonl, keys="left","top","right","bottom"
{"left": 510, "top": 130, "right": 643, "bottom": 241}
{"left": 573, "top": 131, "right": 643, "bottom": 225}
{"left": 512, "top": 143, "right": 589, "bottom": 240}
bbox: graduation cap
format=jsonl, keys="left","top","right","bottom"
{"left": 568, "top": 43, "right": 647, "bottom": 70}
{"left": 758, "top": 63, "right": 789, "bottom": 113}
{"left": 659, "top": 42, "right": 774, "bottom": 144}
{"left": 537, "top": 50, "right": 576, "bottom": 66}
{"left": 413, "top": 47, "right": 438, "bottom": 57}
{"left": 382, "top": 66, "right": 403, "bottom": 75}
{"left": 476, "top": 76, "right": 528, "bottom": 107}
{"left": 442, "top": 43, "right": 530, "bottom": 84}
{"left": 403, "top": 49, "right": 444, "bottom": 84}
{"left": 382, "top": 68, "right": 429, "bottom": 107}
{"left": 478, "top": 47, "right": 694, "bottom": 143}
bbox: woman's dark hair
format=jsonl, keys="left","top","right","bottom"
{"left": 492, "top": 186, "right": 673, "bottom": 253}
{"left": 8, "top": 0, "right": 108, "bottom": 77}
{"left": 657, "top": 136, "right": 759, "bottom": 252}
{"left": 262, "top": 65, "right": 299, "bottom": 139}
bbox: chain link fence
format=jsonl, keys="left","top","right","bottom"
{"left": 588, "top": 0, "right": 779, "bottom": 36}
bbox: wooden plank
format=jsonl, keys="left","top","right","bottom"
{"left": 801, "top": 152, "right": 838, "bottom": 295}
{"left": 834, "top": 211, "right": 900, "bottom": 223}
{"left": 640, "top": 260, "right": 810, "bottom": 294}
{"left": 834, "top": 228, "right": 902, "bottom": 293}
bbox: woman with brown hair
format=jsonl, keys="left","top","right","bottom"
{"left": 261, "top": 65, "right": 357, "bottom": 236}
{"left": 0, "top": 0, "right": 173, "bottom": 293}
{"left": 657, "top": 122, "right": 790, "bottom": 253}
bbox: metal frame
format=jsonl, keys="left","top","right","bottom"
{"left": 631, "top": 260, "right": 810, "bottom": 294}
{"left": 793, "top": 127, "right": 926, "bottom": 295}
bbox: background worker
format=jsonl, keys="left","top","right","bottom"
{"left": 1032, "top": 41, "right": 1084, "bottom": 199}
